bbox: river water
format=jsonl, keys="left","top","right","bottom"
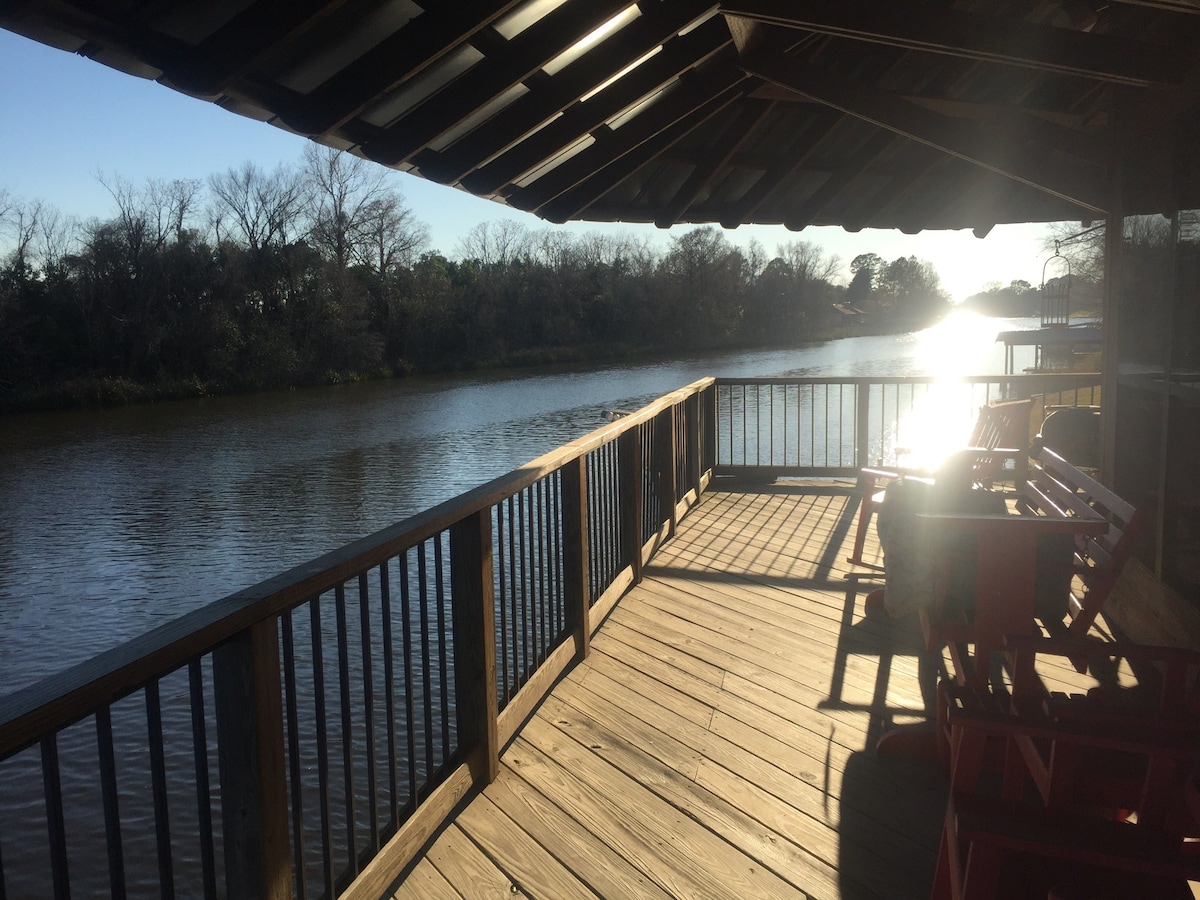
{"left": 0, "top": 312, "right": 1027, "bottom": 696}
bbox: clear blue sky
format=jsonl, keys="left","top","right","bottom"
{"left": 0, "top": 28, "right": 1061, "bottom": 302}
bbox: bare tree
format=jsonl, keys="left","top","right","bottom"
{"left": 301, "top": 144, "right": 427, "bottom": 272}
{"left": 208, "top": 161, "right": 304, "bottom": 251}
{"left": 456, "top": 219, "right": 531, "bottom": 266}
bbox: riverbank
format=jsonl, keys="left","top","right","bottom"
{"left": 0, "top": 319, "right": 908, "bottom": 415}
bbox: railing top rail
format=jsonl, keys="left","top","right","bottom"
{"left": 714, "top": 373, "right": 1102, "bottom": 385}
{"left": 0, "top": 377, "right": 715, "bottom": 760}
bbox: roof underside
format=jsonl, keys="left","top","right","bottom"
{"left": 5, "top": 0, "right": 1200, "bottom": 233}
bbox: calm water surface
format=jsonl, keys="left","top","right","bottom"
{"left": 0, "top": 312, "right": 1026, "bottom": 694}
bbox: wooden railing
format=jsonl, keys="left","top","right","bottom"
{"left": 713, "top": 374, "right": 1101, "bottom": 478}
{"left": 0, "top": 378, "right": 716, "bottom": 900}
{"left": 0, "top": 372, "right": 1098, "bottom": 897}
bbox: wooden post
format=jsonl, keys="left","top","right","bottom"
{"left": 449, "top": 511, "right": 499, "bottom": 782}
{"left": 657, "top": 407, "right": 678, "bottom": 538}
{"left": 213, "top": 619, "right": 292, "bottom": 900}
{"left": 688, "top": 392, "right": 703, "bottom": 501}
{"left": 561, "top": 457, "right": 591, "bottom": 659}
{"left": 619, "top": 427, "right": 644, "bottom": 585}
{"left": 700, "top": 384, "right": 710, "bottom": 475}
{"left": 855, "top": 381, "right": 873, "bottom": 472}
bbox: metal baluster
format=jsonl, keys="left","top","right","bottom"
{"left": 308, "top": 597, "right": 335, "bottom": 899}
{"left": 517, "top": 489, "right": 529, "bottom": 687}
{"left": 357, "top": 573, "right": 378, "bottom": 852}
{"left": 95, "top": 706, "right": 127, "bottom": 899}
{"left": 418, "top": 545, "right": 434, "bottom": 776}
{"left": 334, "top": 585, "right": 357, "bottom": 877}
{"left": 187, "top": 661, "right": 217, "bottom": 900}
{"left": 280, "top": 613, "right": 307, "bottom": 900}
{"left": 399, "top": 554, "right": 418, "bottom": 810}
{"left": 496, "top": 503, "right": 510, "bottom": 704}
{"left": 41, "top": 734, "right": 70, "bottom": 900}
{"left": 145, "top": 682, "right": 175, "bottom": 899}
{"left": 434, "top": 537, "right": 450, "bottom": 764}
{"left": 379, "top": 560, "right": 399, "bottom": 828}
{"left": 507, "top": 495, "right": 519, "bottom": 695}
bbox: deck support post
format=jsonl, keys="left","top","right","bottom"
{"left": 855, "top": 381, "right": 873, "bottom": 472}
{"left": 619, "top": 427, "right": 644, "bottom": 585}
{"left": 686, "top": 392, "right": 703, "bottom": 501}
{"left": 450, "top": 510, "right": 499, "bottom": 782}
{"left": 561, "top": 456, "right": 591, "bottom": 659}
{"left": 701, "top": 383, "right": 717, "bottom": 477}
{"left": 212, "top": 618, "right": 292, "bottom": 900}
{"left": 656, "top": 407, "right": 678, "bottom": 538}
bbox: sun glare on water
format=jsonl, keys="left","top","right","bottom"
{"left": 891, "top": 310, "right": 1006, "bottom": 471}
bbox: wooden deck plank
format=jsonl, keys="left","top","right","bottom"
{"left": 484, "top": 762, "right": 675, "bottom": 899}
{"left": 453, "top": 792, "right": 599, "bottom": 899}
{"left": 388, "top": 482, "right": 1132, "bottom": 899}
{"left": 424, "top": 823, "right": 525, "bottom": 898}
{"left": 390, "top": 857, "right": 460, "bottom": 900}
{"left": 513, "top": 717, "right": 804, "bottom": 899}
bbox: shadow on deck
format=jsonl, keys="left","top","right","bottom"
{"left": 392, "top": 481, "right": 952, "bottom": 899}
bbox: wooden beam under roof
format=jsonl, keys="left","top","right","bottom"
{"left": 537, "top": 80, "right": 750, "bottom": 223}
{"left": 781, "top": 129, "right": 894, "bottom": 230}
{"left": 1109, "top": 0, "right": 1200, "bottom": 11}
{"left": 274, "top": 0, "right": 524, "bottom": 135}
{"left": 461, "top": 17, "right": 733, "bottom": 196}
{"left": 720, "top": 107, "right": 840, "bottom": 228}
{"left": 654, "top": 99, "right": 774, "bottom": 227}
{"left": 735, "top": 34, "right": 1108, "bottom": 214}
{"left": 512, "top": 61, "right": 749, "bottom": 217}
{"left": 159, "top": 0, "right": 356, "bottom": 95}
{"left": 363, "top": 0, "right": 633, "bottom": 166}
{"left": 722, "top": 0, "right": 1187, "bottom": 87}
{"left": 419, "top": 0, "right": 719, "bottom": 185}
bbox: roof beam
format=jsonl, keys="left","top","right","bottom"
{"left": 782, "top": 130, "right": 894, "bottom": 230}
{"left": 461, "top": 17, "right": 732, "bottom": 196}
{"left": 720, "top": 108, "right": 840, "bottom": 228}
{"left": 162, "top": 0, "right": 356, "bottom": 95}
{"left": 363, "top": 0, "right": 633, "bottom": 166}
{"left": 512, "top": 62, "right": 748, "bottom": 218}
{"left": 654, "top": 99, "right": 774, "bottom": 227}
{"left": 536, "top": 80, "right": 749, "bottom": 223}
{"left": 418, "top": 1, "right": 719, "bottom": 185}
{"left": 735, "top": 35, "right": 1108, "bottom": 214}
{"left": 277, "top": 0, "right": 525, "bottom": 135}
{"left": 722, "top": 0, "right": 1186, "bottom": 87}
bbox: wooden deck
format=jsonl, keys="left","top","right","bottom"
{"left": 387, "top": 482, "right": 1107, "bottom": 899}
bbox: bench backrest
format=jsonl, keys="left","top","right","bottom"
{"left": 1022, "top": 443, "right": 1142, "bottom": 642}
{"left": 964, "top": 398, "right": 1034, "bottom": 485}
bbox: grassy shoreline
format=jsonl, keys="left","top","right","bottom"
{"left": 0, "top": 320, "right": 903, "bottom": 416}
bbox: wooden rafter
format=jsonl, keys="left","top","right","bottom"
{"left": 538, "top": 81, "right": 749, "bottom": 223}
{"left": 461, "top": 18, "right": 732, "bottom": 196}
{"left": 162, "top": 0, "right": 356, "bottom": 95}
{"left": 722, "top": 0, "right": 1186, "bottom": 87}
{"left": 655, "top": 99, "right": 774, "bottom": 227}
{"left": 419, "top": 0, "right": 719, "bottom": 185}
{"left": 783, "top": 130, "right": 894, "bottom": 230}
{"left": 735, "top": 35, "right": 1108, "bottom": 214}
{"left": 719, "top": 107, "right": 840, "bottom": 228}
{"left": 512, "top": 63, "right": 748, "bottom": 217}
{"left": 363, "top": 0, "right": 632, "bottom": 166}
{"left": 274, "top": 0, "right": 524, "bottom": 135}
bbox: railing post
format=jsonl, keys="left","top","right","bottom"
{"left": 561, "top": 456, "right": 591, "bottom": 659}
{"left": 619, "top": 426, "right": 644, "bottom": 585}
{"left": 855, "top": 381, "right": 872, "bottom": 472}
{"left": 656, "top": 407, "right": 678, "bottom": 538}
{"left": 687, "top": 392, "right": 702, "bottom": 501}
{"left": 702, "top": 384, "right": 717, "bottom": 475}
{"left": 212, "top": 619, "right": 292, "bottom": 900}
{"left": 449, "top": 510, "right": 499, "bottom": 783}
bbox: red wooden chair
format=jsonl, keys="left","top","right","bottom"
{"left": 848, "top": 398, "right": 1033, "bottom": 572}
{"left": 931, "top": 637, "right": 1200, "bottom": 900}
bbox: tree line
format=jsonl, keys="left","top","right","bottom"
{"left": 0, "top": 147, "right": 951, "bottom": 411}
